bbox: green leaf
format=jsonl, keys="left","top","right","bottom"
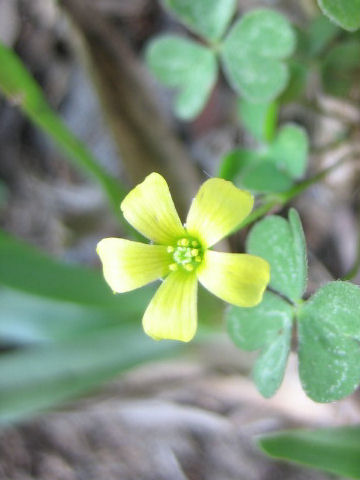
{"left": 218, "top": 149, "right": 293, "bottom": 193}
{"left": 218, "top": 148, "right": 258, "bottom": 181}
{"left": 0, "top": 42, "right": 126, "bottom": 222}
{"left": 306, "top": 15, "right": 339, "bottom": 56}
{"left": 318, "top": 0, "right": 360, "bottom": 31}
{"left": 279, "top": 61, "right": 308, "bottom": 104}
{"left": 259, "top": 426, "right": 360, "bottom": 479}
{"left": 162, "top": 0, "right": 236, "bottom": 42}
{"left": 247, "top": 209, "right": 307, "bottom": 302}
{"left": 242, "top": 162, "right": 293, "bottom": 193}
{"left": 268, "top": 124, "right": 309, "bottom": 179}
{"left": 322, "top": 41, "right": 360, "bottom": 97}
{"left": 237, "top": 98, "right": 278, "bottom": 143}
{"left": 228, "top": 292, "right": 293, "bottom": 397}
{"left": 0, "top": 286, "right": 151, "bottom": 345}
{"left": 298, "top": 281, "right": 360, "bottom": 402}
{"left": 0, "top": 230, "right": 144, "bottom": 308}
{"left": 0, "top": 328, "right": 182, "bottom": 424}
{"left": 221, "top": 9, "right": 296, "bottom": 102}
{"left": 146, "top": 35, "right": 217, "bottom": 120}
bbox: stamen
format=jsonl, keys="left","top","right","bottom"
{"left": 178, "top": 238, "right": 189, "bottom": 247}
{"left": 169, "top": 263, "right": 178, "bottom": 271}
{"left": 171, "top": 237, "right": 202, "bottom": 272}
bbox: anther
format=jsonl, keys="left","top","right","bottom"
{"left": 169, "top": 263, "right": 178, "bottom": 271}
{"left": 167, "top": 246, "right": 174, "bottom": 253}
{"left": 177, "top": 238, "right": 189, "bottom": 247}
{"left": 195, "top": 256, "right": 202, "bottom": 263}
{"left": 184, "top": 264, "right": 194, "bottom": 272}
{"left": 191, "top": 240, "right": 198, "bottom": 247}
{"left": 191, "top": 249, "right": 199, "bottom": 257}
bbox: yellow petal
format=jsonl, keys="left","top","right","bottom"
{"left": 198, "top": 250, "right": 270, "bottom": 307}
{"left": 97, "top": 238, "right": 170, "bottom": 293}
{"left": 142, "top": 270, "right": 198, "bottom": 342}
{"left": 186, "top": 178, "right": 254, "bottom": 247}
{"left": 121, "top": 173, "right": 186, "bottom": 244}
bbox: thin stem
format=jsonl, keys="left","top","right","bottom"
{"left": 239, "top": 153, "right": 353, "bottom": 230}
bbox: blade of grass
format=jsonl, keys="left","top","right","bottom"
{"left": 258, "top": 426, "right": 360, "bottom": 479}
{"left": 0, "top": 42, "right": 129, "bottom": 228}
{"left": 0, "top": 327, "right": 183, "bottom": 424}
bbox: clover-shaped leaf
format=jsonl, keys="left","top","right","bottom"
{"left": 219, "top": 121, "right": 309, "bottom": 194}
{"left": 317, "top": 0, "right": 360, "bottom": 32}
{"left": 146, "top": 35, "right": 217, "bottom": 120}
{"left": 298, "top": 281, "right": 360, "bottom": 402}
{"left": 219, "top": 149, "right": 292, "bottom": 193}
{"left": 305, "top": 15, "right": 339, "bottom": 57}
{"left": 267, "top": 124, "right": 309, "bottom": 179}
{"left": 242, "top": 161, "right": 293, "bottom": 193}
{"left": 237, "top": 99, "right": 278, "bottom": 143}
{"left": 228, "top": 292, "right": 293, "bottom": 397}
{"left": 247, "top": 209, "right": 307, "bottom": 303}
{"left": 221, "top": 10, "right": 296, "bottom": 102}
{"left": 163, "top": 0, "right": 237, "bottom": 42}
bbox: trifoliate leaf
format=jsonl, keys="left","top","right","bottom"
{"left": 221, "top": 9, "right": 296, "bottom": 102}
{"left": 267, "top": 124, "right": 309, "bottom": 179}
{"left": 218, "top": 149, "right": 293, "bottom": 193}
{"left": 298, "top": 281, "right": 360, "bottom": 402}
{"left": 317, "top": 0, "right": 360, "bottom": 31}
{"left": 237, "top": 98, "right": 278, "bottom": 143}
{"left": 306, "top": 15, "right": 339, "bottom": 57}
{"left": 242, "top": 161, "right": 293, "bottom": 193}
{"left": 218, "top": 148, "right": 257, "bottom": 181}
{"left": 247, "top": 209, "right": 307, "bottom": 302}
{"left": 145, "top": 35, "right": 217, "bottom": 120}
{"left": 162, "top": 0, "right": 237, "bottom": 42}
{"left": 279, "top": 61, "right": 308, "bottom": 104}
{"left": 228, "top": 292, "right": 293, "bottom": 397}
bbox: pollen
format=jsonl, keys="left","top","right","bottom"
{"left": 170, "top": 237, "right": 203, "bottom": 272}
{"left": 178, "top": 238, "right": 189, "bottom": 247}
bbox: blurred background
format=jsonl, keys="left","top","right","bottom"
{"left": 1, "top": 0, "right": 360, "bottom": 479}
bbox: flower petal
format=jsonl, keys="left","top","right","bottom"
{"left": 142, "top": 270, "right": 198, "bottom": 342}
{"left": 97, "top": 238, "right": 170, "bottom": 293}
{"left": 198, "top": 250, "right": 270, "bottom": 307}
{"left": 121, "top": 173, "right": 186, "bottom": 244}
{"left": 186, "top": 178, "right": 254, "bottom": 247}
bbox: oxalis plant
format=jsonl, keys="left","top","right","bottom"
{"left": 142, "top": 2, "right": 360, "bottom": 477}
{"left": 1, "top": 0, "right": 360, "bottom": 478}
{"left": 141, "top": 0, "right": 360, "bottom": 405}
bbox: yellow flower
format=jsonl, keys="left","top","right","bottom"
{"left": 97, "top": 173, "right": 270, "bottom": 342}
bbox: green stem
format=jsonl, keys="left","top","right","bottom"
{"left": 239, "top": 154, "right": 351, "bottom": 230}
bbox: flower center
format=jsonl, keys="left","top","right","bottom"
{"left": 167, "top": 237, "right": 203, "bottom": 272}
